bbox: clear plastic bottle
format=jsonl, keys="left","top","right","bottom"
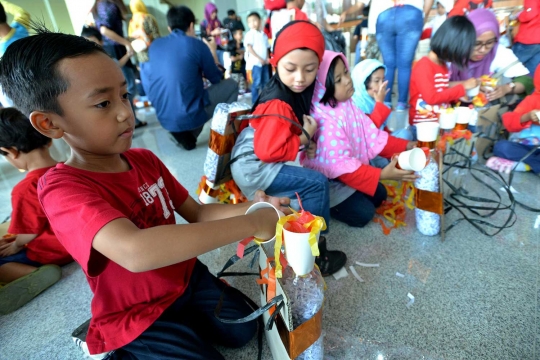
{"left": 281, "top": 265, "right": 325, "bottom": 360}
{"left": 415, "top": 152, "right": 441, "bottom": 236}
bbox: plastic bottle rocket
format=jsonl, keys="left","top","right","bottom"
{"left": 414, "top": 151, "right": 441, "bottom": 236}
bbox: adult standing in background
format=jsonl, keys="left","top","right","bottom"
{"left": 450, "top": 9, "right": 532, "bottom": 104}
{"left": 223, "top": 9, "right": 245, "bottom": 32}
{"left": 200, "top": 2, "right": 223, "bottom": 45}
{"left": 341, "top": 0, "right": 434, "bottom": 111}
{"left": 511, "top": 0, "right": 540, "bottom": 75}
{"left": 128, "top": 0, "right": 161, "bottom": 64}
{"left": 92, "top": 0, "right": 146, "bottom": 127}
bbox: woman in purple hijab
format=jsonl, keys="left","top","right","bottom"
{"left": 450, "top": 9, "right": 531, "bottom": 102}
{"left": 200, "top": 2, "right": 223, "bottom": 45}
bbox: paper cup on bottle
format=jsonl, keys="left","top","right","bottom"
{"left": 439, "top": 111, "right": 457, "bottom": 130}
{"left": 283, "top": 228, "right": 320, "bottom": 276}
{"left": 454, "top": 107, "right": 472, "bottom": 130}
{"left": 466, "top": 85, "right": 480, "bottom": 97}
{"left": 397, "top": 148, "right": 427, "bottom": 172}
{"left": 416, "top": 122, "right": 440, "bottom": 142}
{"left": 245, "top": 202, "right": 285, "bottom": 244}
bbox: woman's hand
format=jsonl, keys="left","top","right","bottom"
{"left": 406, "top": 141, "right": 418, "bottom": 150}
{"left": 305, "top": 141, "right": 317, "bottom": 159}
{"left": 485, "top": 84, "right": 511, "bottom": 102}
{"left": 211, "top": 28, "right": 222, "bottom": 36}
{"left": 375, "top": 80, "right": 389, "bottom": 103}
{"left": 380, "top": 157, "right": 419, "bottom": 182}
{"left": 463, "top": 77, "right": 479, "bottom": 90}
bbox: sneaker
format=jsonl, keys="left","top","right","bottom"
{"left": 395, "top": 102, "right": 408, "bottom": 112}
{"left": 0, "top": 264, "right": 61, "bottom": 315}
{"left": 315, "top": 236, "right": 347, "bottom": 277}
{"left": 72, "top": 319, "right": 113, "bottom": 359}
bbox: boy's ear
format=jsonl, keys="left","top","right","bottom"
{"left": 0, "top": 146, "right": 18, "bottom": 159}
{"left": 28, "top": 111, "right": 64, "bottom": 140}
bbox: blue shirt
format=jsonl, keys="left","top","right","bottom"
{"left": 0, "top": 22, "right": 29, "bottom": 56}
{"left": 143, "top": 30, "right": 222, "bottom": 132}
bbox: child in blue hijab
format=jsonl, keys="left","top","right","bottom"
{"left": 352, "top": 59, "right": 413, "bottom": 142}
{"left": 352, "top": 59, "right": 389, "bottom": 128}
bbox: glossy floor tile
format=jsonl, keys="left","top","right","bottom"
{"left": 0, "top": 109, "right": 539, "bottom": 360}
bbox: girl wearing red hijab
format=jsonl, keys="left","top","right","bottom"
{"left": 231, "top": 21, "right": 346, "bottom": 276}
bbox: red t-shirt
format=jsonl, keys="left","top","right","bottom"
{"left": 448, "top": 0, "right": 493, "bottom": 17}
{"left": 37, "top": 149, "right": 196, "bottom": 354}
{"left": 409, "top": 56, "right": 465, "bottom": 125}
{"left": 8, "top": 167, "right": 72, "bottom": 265}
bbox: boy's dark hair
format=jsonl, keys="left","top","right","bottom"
{"left": 320, "top": 57, "right": 340, "bottom": 108}
{"left": 364, "top": 66, "right": 385, "bottom": 90}
{"left": 0, "top": 26, "right": 107, "bottom": 117}
{"left": 81, "top": 26, "right": 102, "bottom": 42}
{"left": 227, "top": 9, "right": 236, "bottom": 16}
{"left": 0, "top": 107, "right": 52, "bottom": 156}
{"left": 431, "top": 16, "right": 476, "bottom": 69}
{"left": 167, "top": 6, "right": 195, "bottom": 32}
{"left": 0, "top": 3, "right": 6, "bottom": 24}
{"left": 247, "top": 12, "right": 260, "bottom": 20}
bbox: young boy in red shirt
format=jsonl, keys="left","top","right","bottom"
{"left": 0, "top": 107, "right": 73, "bottom": 315}
{"left": 0, "top": 28, "right": 289, "bottom": 359}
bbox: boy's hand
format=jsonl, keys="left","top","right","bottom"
{"left": 306, "top": 141, "right": 317, "bottom": 159}
{"left": 253, "top": 190, "right": 291, "bottom": 215}
{"left": 406, "top": 141, "right": 418, "bottom": 150}
{"left": 380, "top": 157, "right": 419, "bottom": 182}
{"left": 0, "top": 241, "right": 24, "bottom": 257}
{"left": 463, "top": 77, "right": 479, "bottom": 90}
{"left": 375, "top": 80, "right": 389, "bottom": 103}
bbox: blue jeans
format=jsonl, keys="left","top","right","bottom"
{"left": 512, "top": 43, "right": 540, "bottom": 75}
{"left": 330, "top": 183, "right": 387, "bottom": 227}
{"left": 376, "top": 5, "right": 424, "bottom": 104}
{"left": 265, "top": 165, "right": 330, "bottom": 233}
{"left": 355, "top": 41, "right": 362, "bottom": 65}
{"left": 251, "top": 65, "right": 270, "bottom": 104}
{"left": 493, "top": 140, "right": 540, "bottom": 173}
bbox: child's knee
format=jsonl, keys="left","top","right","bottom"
{"left": 493, "top": 141, "right": 512, "bottom": 157}
{"left": 226, "top": 321, "right": 257, "bottom": 348}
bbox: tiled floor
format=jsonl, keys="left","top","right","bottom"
{"left": 0, "top": 109, "right": 539, "bottom": 360}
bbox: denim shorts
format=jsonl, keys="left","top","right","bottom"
{"left": 0, "top": 249, "right": 42, "bottom": 267}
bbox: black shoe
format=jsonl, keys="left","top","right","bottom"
{"left": 170, "top": 131, "right": 196, "bottom": 150}
{"left": 134, "top": 120, "right": 147, "bottom": 129}
{"left": 315, "top": 236, "right": 347, "bottom": 277}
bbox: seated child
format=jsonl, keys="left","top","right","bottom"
{"left": 227, "top": 26, "right": 247, "bottom": 93}
{"left": 0, "top": 107, "right": 73, "bottom": 315}
{"left": 231, "top": 21, "right": 346, "bottom": 276}
{"left": 301, "top": 51, "right": 417, "bottom": 228}
{"left": 352, "top": 59, "right": 390, "bottom": 129}
{"left": 0, "top": 28, "right": 289, "bottom": 358}
{"left": 487, "top": 64, "right": 540, "bottom": 174}
{"left": 409, "top": 16, "right": 479, "bottom": 139}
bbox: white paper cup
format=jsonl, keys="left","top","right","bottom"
{"left": 397, "top": 148, "right": 427, "bottom": 171}
{"left": 283, "top": 228, "right": 320, "bottom": 276}
{"left": 245, "top": 202, "right": 285, "bottom": 244}
{"left": 455, "top": 107, "right": 473, "bottom": 124}
{"left": 439, "top": 112, "right": 457, "bottom": 130}
{"left": 416, "top": 122, "right": 440, "bottom": 142}
{"left": 466, "top": 85, "right": 480, "bottom": 97}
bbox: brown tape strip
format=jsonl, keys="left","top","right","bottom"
{"left": 415, "top": 189, "right": 444, "bottom": 215}
{"left": 276, "top": 306, "right": 323, "bottom": 359}
{"left": 201, "top": 182, "right": 221, "bottom": 198}
{"left": 209, "top": 130, "right": 235, "bottom": 156}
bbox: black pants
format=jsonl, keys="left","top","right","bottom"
{"left": 330, "top": 183, "right": 387, "bottom": 227}
{"left": 111, "top": 260, "right": 256, "bottom": 360}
